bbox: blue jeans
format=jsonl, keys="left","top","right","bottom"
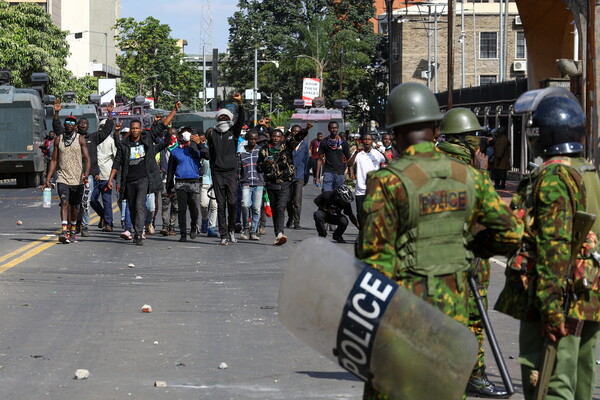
{"left": 90, "top": 180, "right": 113, "bottom": 227}
{"left": 241, "top": 185, "right": 263, "bottom": 233}
{"left": 120, "top": 199, "right": 132, "bottom": 231}
{"left": 145, "top": 193, "right": 155, "bottom": 225}
{"left": 322, "top": 172, "right": 345, "bottom": 192}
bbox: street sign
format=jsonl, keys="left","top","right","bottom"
{"left": 244, "top": 89, "right": 261, "bottom": 101}
{"left": 302, "top": 78, "right": 320, "bottom": 103}
{"left": 198, "top": 87, "right": 215, "bottom": 99}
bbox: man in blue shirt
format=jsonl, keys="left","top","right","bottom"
{"left": 166, "top": 127, "right": 208, "bottom": 242}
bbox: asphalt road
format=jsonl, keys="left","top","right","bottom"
{"left": 0, "top": 181, "right": 598, "bottom": 400}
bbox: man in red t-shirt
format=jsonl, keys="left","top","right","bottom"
{"left": 309, "top": 132, "right": 323, "bottom": 184}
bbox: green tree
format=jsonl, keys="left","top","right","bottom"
{"left": 0, "top": 1, "right": 71, "bottom": 93}
{"left": 225, "top": 0, "right": 386, "bottom": 127}
{"left": 113, "top": 17, "right": 202, "bottom": 109}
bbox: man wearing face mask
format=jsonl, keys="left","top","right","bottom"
{"left": 206, "top": 93, "right": 244, "bottom": 246}
{"left": 42, "top": 99, "right": 92, "bottom": 244}
{"left": 257, "top": 123, "right": 312, "bottom": 245}
{"left": 166, "top": 127, "right": 208, "bottom": 242}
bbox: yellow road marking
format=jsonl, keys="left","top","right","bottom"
{"left": 0, "top": 202, "right": 120, "bottom": 274}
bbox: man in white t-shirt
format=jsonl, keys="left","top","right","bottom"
{"left": 347, "top": 132, "right": 387, "bottom": 224}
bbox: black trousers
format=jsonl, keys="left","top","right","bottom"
{"left": 176, "top": 186, "right": 199, "bottom": 235}
{"left": 314, "top": 209, "right": 348, "bottom": 237}
{"left": 266, "top": 181, "right": 291, "bottom": 236}
{"left": 286, "top": 179, "right": 304, "bottom": 226}
{"left": 125, "top": 176, "right": 149, "bottom": 238}
{"left": 355, "top": 195, "right": 365, "bottom": 227}
{"left": 212, "top": 171, "right": 239, "bottom": 237}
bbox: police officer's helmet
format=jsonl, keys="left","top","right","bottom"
{"left": 514, "top": 87, "right": 585, "bottom": 158}
{"left": 439, "top": 108, "right": 483, "bottom": 135}
{"left": 386, "top": 82, "right": 443, "bottom": 129}
{"left": 335, "top": 184, "right": 355, "bottom": 204}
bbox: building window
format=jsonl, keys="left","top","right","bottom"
{"left": 516, "top": 31, "right": 526, "bottom": 59}
{"left": 480, "top": 75, "right": 497, "bottom": 85}
{"left": 480, "top": 32, "right": 497, "bottom": 59}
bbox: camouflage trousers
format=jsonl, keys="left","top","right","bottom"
{"left": 468, "top": 259, "right": 491, "bottom": 378}
{"left": 363, "top": 270, "right": 470, "bottom": 400}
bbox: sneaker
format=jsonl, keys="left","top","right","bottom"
{"left": 69, "top": 233, "right": 78, "bottom": 243}
{"left": 81, "top": 228, "right": 90, "bottom": 237}
{"left": 240, "top": 229, "right": 250, "bottom": 240}
{"left": 142, "top": 232, "right": 146, "bottom": 240}
{"left": 294, "top": 224, "right": 301, "bottom": 230}
{"left": 168, "top": 227, "right": 177, "bottom": 236}
{"left": 120, "top": 230, "right": 132, "bottom": 240}
{"left": 179, "top": 235, "right": 187, "bottom": 242}
{"left": 250, "top": 232, "right": 260, "bottom": 241}
{"left": 220, "top": 236, "right": 228, "bottom": 246}
{"left": 228, "top": 231, "right": 238, "bottom": 244}
{"left": 98, "top": 218, "right": 105, "bottom": 229}
{"left": 102, "top": 225, "right": 113, "bottom": 232}
{"left": 190, "top": 225, "right": 198, "bottom": 239}
{"left": 58, "top": 231, "right": 70, "bottom": 244}
{"left": 160, "top": 228, "right": 168, "bottom": 236}
{"left": 273, "top": 233, "right": 287, "bottom": 246}
{"left": 207, "top": 227, "right": 219, "bottom": 238}
{"left": 333, "top": 235, "right": 347, "bottom": 244}
{"left": 286, "top": 220, "right": 293, "bottom": 229}
{"left": 134, "top": 235, "right": 144, "bottom": 246}
{"left": 145, "top": 223, "right": 155, "bottom": 235}
{"left": 200, "top": 219, "right": 209, "bottom": 234}
{"left": 258, "top": 225, "right": 267, "bottom": 236}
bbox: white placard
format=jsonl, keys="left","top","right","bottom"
{"left": 302, "top": 78, "right": 320, "bottom": 100}
{"left": 98, "top": 78, "right": 116, "bottom": 104}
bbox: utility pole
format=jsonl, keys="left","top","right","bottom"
{"left": 448, "top": 0, "right": 455, "bottom": 108}
{"left": 385, "top": 0, "right": 395, "bottom": 94}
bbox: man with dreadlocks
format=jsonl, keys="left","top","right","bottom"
{"left": 41, "top": 98, "right": 94, "bottom": 244}
{"left": 437, "top": 107, "right": 509, "bottom": 398}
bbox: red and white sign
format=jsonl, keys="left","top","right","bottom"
{"left": 302, "top": 78, "right": 321, "bottom": 106}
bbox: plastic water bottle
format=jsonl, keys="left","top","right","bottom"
{"left": 42, "top": 188, "right": 52, "bottom": 208}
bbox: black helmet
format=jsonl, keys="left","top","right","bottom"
{"left": 530, "top": 96, "right": 585, "bottom": 157}
{"left": 335, "top": 184, "right": 354, "bottom": 203}
{"left": 514, "top": 87, "right": 585, "bottom": 158}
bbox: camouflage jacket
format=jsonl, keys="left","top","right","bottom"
{"left": 356, "top": 142, "right": 523, "bottom": 324}
{"left": 495, "top": 156, "right": 600, "bottom": 325}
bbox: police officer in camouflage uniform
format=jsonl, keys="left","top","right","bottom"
{"left": 357, "top": 82, "right": 523, "bottom": 400}
{"left": 438, "top": 108, "right": 508, "bottom": 398}
{"left": 495, "top": 87, "right": 600, "bottom": 400}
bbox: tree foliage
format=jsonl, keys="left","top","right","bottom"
{"left": 113, "top": 17, "right": 203, "bottom": 109}
{"left": 0, "top": 1, "right": 71, "bottom": 93}
{"left": 225, "top": 0, "right": 386, "bottom": 127}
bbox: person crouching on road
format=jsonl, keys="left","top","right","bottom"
{"left": 257, "top": 124, "right": 312, "bottom": 245}
{"left": 166, "top": 127, "right": 208, "bottom": 242}
{"left": 313, "top": 184, "right": 359, "bottom": 243}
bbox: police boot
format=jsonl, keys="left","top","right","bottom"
{"left": 466, "top": 371, "right": 509, "bottom": 398}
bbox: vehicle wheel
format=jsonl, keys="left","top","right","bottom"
{"left": 27, "top": 172, "right": 41, "bottom": 187}
{"left": 16, "top": 174, "right": 27, "bottom": 188}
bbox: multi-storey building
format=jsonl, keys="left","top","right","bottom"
{"left": 379, "top": 0, "right": 525, "bottom": 92}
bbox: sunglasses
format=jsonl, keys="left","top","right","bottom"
{"left": 65, "top": 120, "right": 76, "bottom": 125}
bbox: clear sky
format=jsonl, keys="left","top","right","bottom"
{"left": 120, "top": 0, "right": 239, "bottom": 55}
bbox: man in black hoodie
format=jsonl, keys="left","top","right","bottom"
{"left": 52, "top": 101, "right": 115, "bottom": 237}
{"left": 206, "top": 93, "right": 243, "bottom": 246}
{"left": 107, "top": 101, "right": 182, "bottom": 245}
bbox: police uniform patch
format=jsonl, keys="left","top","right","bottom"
{"left": 419, "top": 190, "right": 467, "bottom": 215}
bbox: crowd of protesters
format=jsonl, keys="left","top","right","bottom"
{"left": 44, "top": 93, "right": 458, "bottom": 247}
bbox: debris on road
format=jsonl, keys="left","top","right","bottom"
{"left": 141, "top": 304, "right": 152, "bottom": 313}
{"left": 135, "top": 276, "right": 142, "bottom": 280}
{"left": 128, "top": 263, "right": 135, "bottom": 268}
{"left": 218, "top": 362, "right": 228, "bottom": 369}
{"left": 153, "top": 341, "right": 159, "bottom": 345}
{"left": 154, "top": 380, "right": 167, "bottom": 387}
{"left": 74, "top": 369, "right": 90, "bottom": 380}
{"left": 16, "top": 220, "right": 22, "bottom": 225}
